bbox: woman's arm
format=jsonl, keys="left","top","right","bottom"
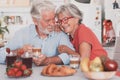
{"left": 79, "top": 42, "right": 92, "bottom": 60}
{"left": 58, "top": 45, "right": 79, "bottom": 55}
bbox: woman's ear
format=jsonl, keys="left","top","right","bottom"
{"left": 75, "top": 18, "right": 80, "bottom": 24}
{"left": 32, "top": 17, "right": 38, "bottom": 25}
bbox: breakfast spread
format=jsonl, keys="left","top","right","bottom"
{"left": 41, "top": 64, "right": 76, "bottom": 76}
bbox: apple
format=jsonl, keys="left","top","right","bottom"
{"left": 104, "top": 60, "right": 118, "bottom": 71}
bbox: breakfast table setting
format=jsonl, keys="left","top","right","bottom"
{"left": 0, "top": 63, "right": 120, "bottom": 80}
{"left": 0, "top": 47, "right": 120, "bottom": 80}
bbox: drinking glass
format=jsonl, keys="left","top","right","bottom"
{"left": 32, "top": 44, "right": 42, "bottom": 58}
{"left": 21, "top": 52, "right": 33, "bottom": 68}
{"left": 69, "top": 55, "right": 80, "bottom": 69}
{"left": 6, "top": 53, "right": 17, "bottom": 67}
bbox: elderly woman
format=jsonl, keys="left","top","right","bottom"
{"left": 56, "top": 3, "right": 107, "bottom": 60}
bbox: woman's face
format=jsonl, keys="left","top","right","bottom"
{"left": 57, "top": 13, "right": 76, "bottom": 34}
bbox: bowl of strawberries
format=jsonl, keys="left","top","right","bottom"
{"left": 6, "top": 60, "right": 32, "bottom": 78}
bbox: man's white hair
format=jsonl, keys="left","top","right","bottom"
{"left": 31, "top": 0, "right": 56, "bottom": 19}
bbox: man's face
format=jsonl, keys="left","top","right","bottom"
{"left": 38, "top": 10, "right": 55, "bottom": 34}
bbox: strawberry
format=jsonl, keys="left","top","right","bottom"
{"left": 15, "top": 70, "right": 22, "bottom": 77}
{"left": 14, "top": 61, "right": 22, "bottom": 68}
{"left": 17, "top": 48, "right": 24, "bottom": 56}
{"left": 13, "top": 67, "right": 19, "bottom": 73}
{"left": 7, "top": 68, "right": 15, "bottom": 76}
{"left": 23, "top": 68, "right": 32, "bottom": 76}
{"left": 21, "top": 64, "right": 27, "bottom": 71}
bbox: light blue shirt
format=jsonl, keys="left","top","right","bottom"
{"left": 0, "top": 24, "right": 74, "bottom": 64}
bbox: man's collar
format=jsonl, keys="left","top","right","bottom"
{"left": 47, "top": 31, "right": 55, "bottom": 38}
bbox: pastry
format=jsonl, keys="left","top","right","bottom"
{"left": 41, "top": 64, "right": 76, "bottom": 76}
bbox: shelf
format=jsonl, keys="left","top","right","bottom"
{"left": 0, "top": 0, "right": 30, "bottom": 7}
{"left": 0, "top": 7, "right": 31, "bottom": 13}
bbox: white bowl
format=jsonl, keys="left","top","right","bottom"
{"left": 83, "top": 71, "right": 116, "bottom": 80}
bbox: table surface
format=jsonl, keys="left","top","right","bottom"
{"left": 0, "top": 64, "right": 120, "bottom": 80}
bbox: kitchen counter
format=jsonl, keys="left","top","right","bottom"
{"left": 0, "top": 64, "right": 120, "bottom": 80}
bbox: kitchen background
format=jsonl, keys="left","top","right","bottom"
{"left": 0, "top": 0, "right": 120, "bottom": 58}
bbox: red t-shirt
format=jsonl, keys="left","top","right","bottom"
{"left": 71, "top": 24, "right": 107, "bottom": 60}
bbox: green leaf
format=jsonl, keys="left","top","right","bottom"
{"left": 0, "top": 26, "right": 9, "bottom": 34}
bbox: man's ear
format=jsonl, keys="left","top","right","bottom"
{"left": 32, "top": 17, "right": 38, "bottom": 25}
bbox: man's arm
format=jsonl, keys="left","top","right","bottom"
{"left": 0, "top": 47, "right": 7, "bottom": 63}
{"left": 57, "top": 32, "right": 76, "bottom": 65}
{"left": 33, "top": 55, "right": 63, "bottom": 66}
{"left": 41, "top": 56, "right": 63, "bottom": 66}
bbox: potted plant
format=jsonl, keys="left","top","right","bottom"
{"left": 0, "top": 19, "right": 9, "bottom": 39}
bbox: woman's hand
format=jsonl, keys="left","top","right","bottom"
{"left": 58, "top": 45, "right": 69, "bottom": 53}
{"left": 58, "top": 45, "right": 79, "bottom": 55}
{"left": 33, "top": 54, "right": 46, "bottom": 66}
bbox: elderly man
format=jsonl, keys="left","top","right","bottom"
{"left": 0, "top": 0, "right": 74, "bottom": 66}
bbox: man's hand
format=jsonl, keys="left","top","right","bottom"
{"left": 33, "top": 54, "right": 46, "bottom": 66}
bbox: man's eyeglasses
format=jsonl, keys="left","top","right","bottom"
{"left": 56, "top": 16, "right": 73, "bottom": 25}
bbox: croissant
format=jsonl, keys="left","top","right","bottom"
{"left": 41, "top": 64, "right": 76, "bottom": 76}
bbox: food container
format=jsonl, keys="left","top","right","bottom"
{"left": 21, "top": 52, "right": 32, "bottom": 68}
{"left": 6, "top": 52, "right": 17, "bottom": 67}
{"left": 83, "top": 71, "right": 116, "bottom": 80}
